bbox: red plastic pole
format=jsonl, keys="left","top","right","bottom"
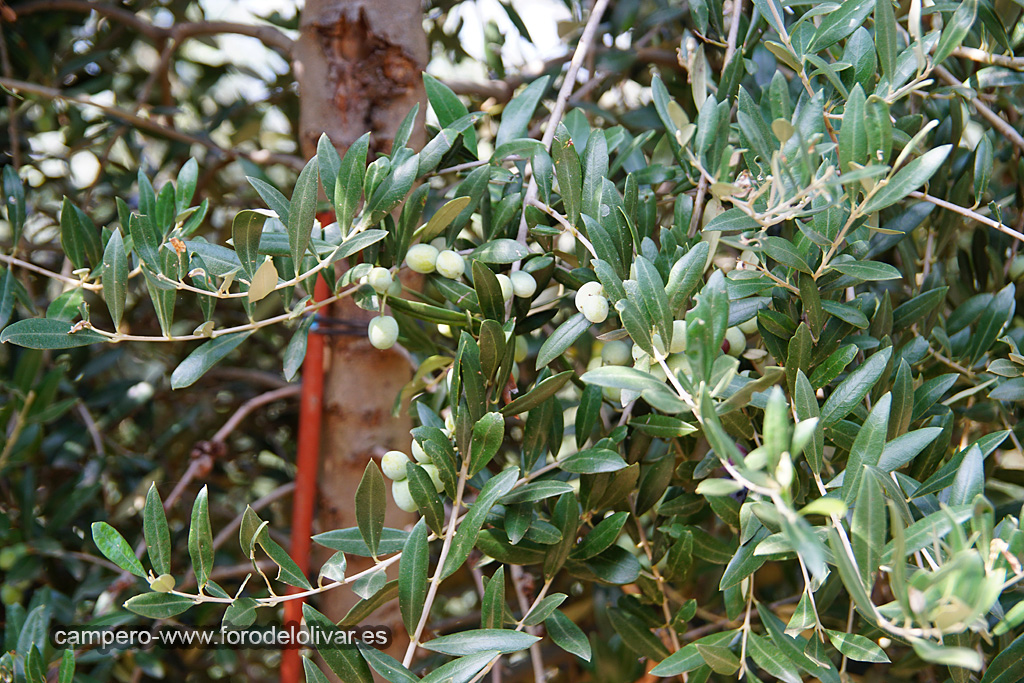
{"left": 280, "top": 211, "right": 333, "bottom": 682}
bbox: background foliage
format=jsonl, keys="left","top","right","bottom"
{"left": 3, "top": 0, "right": 1024, "bottom": 681}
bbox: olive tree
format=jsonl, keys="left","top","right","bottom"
{"left": 3, "top": 0, "right": 1024, "bottom": 681}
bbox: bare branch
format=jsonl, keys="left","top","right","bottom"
{"left": 0, "top": 77, "right": 305, "bottom": 169}
{"left": 9, "top": 0, "right": 294, "bottom": 55}
{"left": 211, "top": 386, "right": 301, "bottom": 444}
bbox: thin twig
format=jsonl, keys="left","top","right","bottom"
{"left": 934, "top": 64, "right": 1024, "bottom": 153}
{"left": 950, "top": 46, "right": 1024, "bottom": 71}
{"left": 514, "top": 0, "right": 612, "bottom": 249}
{"left": 723, "top": 0, "right": 744, "bottom": 69}
{"left": 75, "top": 402, "right": 105, "bottom": 457}
{"left": 909, "top": 190, "right": 1024, "bottom": 244}
{"left": 10, "top": 0, "right": 294, "bottom": 55}
{"left": 403, "top": 459, "right": 472, "bottom": 666}
{"left": 0, "top": 252, "right": 102, "bottom": 290}
{"left": 510, "top": 565, "right": 546, "bottom": 683}
{"left": 211, "top": 386, "right": 300, "bottom": 444}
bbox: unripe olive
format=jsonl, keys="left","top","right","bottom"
{"left": 510, "top": 271, "right": 537, "bottom": 298}
{"left": 437, "top": 323, "right": 453, "bottom": 337}
{"left": 601, "top": 340, "right": 632, "bottom": 366}
{"left": 602, "top": 385, "right": 622, "bottom": 403}
{"left": 430, "top": 237, "right": 447, "bottom": 250}
{"left": 580, "top": 295, "right": 609, "bottom": 323}
{"left": 574, "top": 281, "right": 604, "bottom": 311}
{"left": 737, "top": 316, "right": 759, "bottom": 335}
{"left": 368, "top": 315, "right": 399, "bottom": 350}
{"left": 514, "top": 336, "right": 528, "bottom": 362}
{"left": 386, "top": 278, "right": 403, "bottom": 297}
{"left": 495, "top": 273, "right": 514, "bottom": 301}
{"left": 632, "top": 343, "right": 648, "bottom": 362}
{"left": 435, "top": 250, "right": 466, "bottom": 279}
{"left": 381, "top": 450, "right": 409, "bottom": 481}
{"left": 1011, "top": 255, "right": 1024, "bottom": 281}
{"left": 1, "top": 585, "right": 23, "bottom": 606}
{"left": 411, "top": 440, "right": 432, "bottom": 463}
{"left": 667, "top": 353, "right": 692, "bottom": 376}
{"left": 724, "top": 326, "right": 746, "bottom": 357}
{"left": 421, "top": 463, "right": 444, "bottom": 493}
{"left": 670, "top": 320, "right": 687, "bottom": 353}
{"left": 367, "top": 267, "right": 393, "bottom": 294}
{"left": 406, "top": 244, "right": 439, "bottom": 273}
{"left": 392, "top": 479, "right": 417, "bottom": 512}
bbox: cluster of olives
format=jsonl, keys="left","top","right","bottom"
{"left": 365, "top": 238, "right": 540, "bottom": 351}
{"left": 380, "top": 442, "right": 444, "bottom": 513}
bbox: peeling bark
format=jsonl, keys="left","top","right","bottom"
{"left": 296, "top": 0, "right": 426, "bottom": 156}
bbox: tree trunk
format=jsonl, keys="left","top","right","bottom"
{"left": 295, "top": 0, "right": 427, "bottom": 669}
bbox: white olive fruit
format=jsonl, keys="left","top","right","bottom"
{"left": 667, "top": 353, "right": 692, "bottom": 376}
{"left": 602, "top": 385, "right": 622, "bottom": 403}
{"left": 367, "top": 267, "right": 393, "bottom": 294}
{"left": 381, "top": 450, "right": 409, "bottom": 481}
{"left": 574, "top": 281, "right": 604, "bottom": 311}
{"left": 386, "top": 278, "right": 402, "bottom": 297}
{"left": 430, "top": 237, "right": 447, "bottom": 250}
{"left": 495, "top": 273, "right": 514, "bottom": 302}
{"left": 411, "top": 440, "right": 432, "bottom": 464}
{"left": 437, "top": 323, "right": 453, "bottom": 337}
{"left": 368, "top": 315, "right": 399, "bottom": 350}
{"left": 670, "top": 320, "right": 687, "bottom": 353}
{"left": 514, "top": 336, "right": 528, "bottom": 362}
{"left": 435, "top": 250, "right": 466, "bottom": 279}
{"left": 737, "top": 316, "right": 759, "bottom": 335}
{"left": 724, "top": 326, "right": 746, "bottom": 357}
{"left": 406, "top": 244, "right": 439, "bottom": 273}
{"left": 392, "top": 479, "right": 417, "bottom": 512}
{"left": 421, "top": 463, "right": 444, "bottom": 493}
{"left": 510, "top": 271, "right": 537, "bottom": 298}
{"left": 580, "top": 295, "right": 609, "bottom": 323}
{"left": 601, "top": 340, "right": 632, "bottom": 366}
{"left": 444, "top": 411, "right": 456, "bottom": 433}
{"left": 632, "top": 342, "right": 648, "bottom": 362}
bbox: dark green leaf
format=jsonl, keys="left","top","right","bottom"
{"left": 536, "top": 313, "right": 590, "bottom": 368}
{"left": 144, "top": 484, "right": 171, "bottom": 576}
{"left": 303, "top": 605, "right": 373, "bottom": 683}
{"left": 441, "top": 468, "right": 519, "bottom": 579}
{"left": 123, "top": 593, "right": 194, "bottom": 619}
{"left": 171, "top": 332, "right": 252, "bottom": 390}
{"left": 288, "top": 156, "right": 319, "bottom": 265}
{"left": 102, "top": 231, "right": 128, "bottom": 329}
{"left": 820, "top": 348, "right": 892, "bottom": 426}
{"left": 399, "top": 519, "right": 428, "bottom": 635}
{"left": 356, "top": 461, "right": 387, "bottom": 557}
{"left": 335, "top": 133, "right": 370, "bottom": 235}
{"left": 188, "top": 485, "right": 214, "bottom": 587}
{"left": 546, "top": 609, "right": 592, "bottom": 661}
{"left": 862, "top": 146, "right": 951, "bottom": 214}
{"left": 91, "top": 522, "right": 146, "bottom": 578}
